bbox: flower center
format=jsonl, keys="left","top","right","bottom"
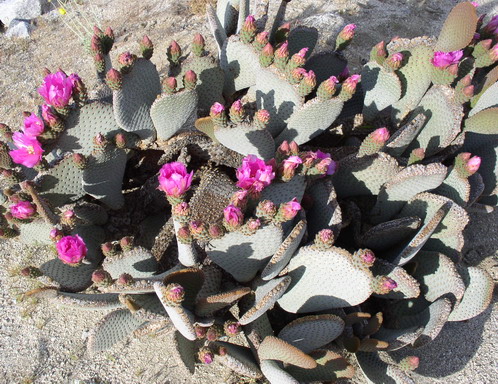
{"left": 27, "top": 146, "right": 35, "bottom": 155}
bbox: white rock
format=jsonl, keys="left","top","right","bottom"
{"left": 5, "top": 18, "right": 32, "bottom": 38}
{"left": 0, "top": 0, "right": 51, "bottom": 25}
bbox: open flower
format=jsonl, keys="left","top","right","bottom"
{"left": 223, "top": 205, "right": 244, "bottom": 229}
{"left": 56, "top": 234, "right": 88, "bottom": 265}
{"left": 10, "top": 201, "right": 36, "bottom": 219}
{"left": 431, "top": 50, "right": 463, "bottom": 68}
{"left": 279, "top": 198, "right": 302, "bottom": 221}
{"left": 9, "top": 132, "right": 44, "bottom": 168}
{"left": 236, "top": 155, "right": 275, "bottom": 193}
{"left": 158, "top": 162, "right": 193, "bottom": 198}
{"left": 23, "top": 113, "right": 44, "bottom": 137}
{"left": 38, "top": 71, "right": 74, "bottom": 108}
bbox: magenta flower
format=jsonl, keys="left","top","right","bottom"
{"left": 236, "top": 155, "right": 275, "bottom": 193}
{"left": 430, "top": 50, "right": 463, "bottom": 68}
{"left": 41, "top": 104, "right": 59, "bottom": 127}
{"left": 38, "top": 71, "right": 74, "bottom": 108}
{"left": 158, "top": 162, "right": 193, "bottom": 198}
{"left": 224, "top": 205, "right": 244, "bottom": 228}
{"left": 23, "top": 113, "right": 45, "bottom": 137}
{"left": 281, "top": 155, "right": 302, "bottom": 179}
{"left": 279, "top": 198, "right": 302, "bottom": 221}
{"left": 9, "top": 132, "right": 44, "bottom": 168}
{"left": 316, "top": 150, "right": 337, "bottom": 175}
{"left": 68, "top": 73, "right": 82, "bottom": 87}
{"left": 56, "top": 234, "right": 88, "bottom": 265}
{"left": 484, "top": 15, "right": 498, "bottom": 35}
{"left": 10, "top": 201, "right": 36, "bottom": 219}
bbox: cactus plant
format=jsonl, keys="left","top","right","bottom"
{"left": 3, "top": 1, "right": 496, "bottom": 383}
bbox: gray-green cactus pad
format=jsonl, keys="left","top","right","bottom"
{"left": 221, "top": 36, "right": 259, "bottom": 94}
{"left": 286, "top": 349, "right": 355, "bottom": 382}
{"left": 216, "top": 0, "right": 239, "bottom": 35}
{"left": 361, "top": 62, "right": 402, "bottom": 122}
{"left": 260, "top": 360, "right": 299, "bottom": 384}
{"left": 214, "top": 123, "right": 276, "bottom": 160}
{"left": 278, "top": 314, "right": 345, "bottom": 353}
{"left": 305, "top": 179, "right": 341, "bottom": 239}
{"left": 59, "top": 102, "right": 121, "bottom": 156}
{"left": 206, "top": 224, "right": 284, "bottom": 282}
{"left": 150, "top": 89, "right": 198, "bottom": 141}
{"left": 72, "top": 225, "right": 105, "bottom": 264}
{"left": 40, "top": 259, "right": 97, "bottom": 293}
{"left": 435, "top": 2, "right": 478, "bottom": 52}
{"left": 359, "top": 217, "right": 421, "bottom": 251}
{"left": 469, "top": 81, "right": 498, "bottom": 116}
{"left": 278, "top": 246, "right": 373, "bottom": 313}
{"left": 19, "top": 219, "right": 53, "bottom": 245}
{"left": 113, "top": 58, "right": 161, "bottom": 140}
{"left": 83, "top": 147, "right": 127, "bottom": 210}
{"left": 304, "top": 50, "right": 347, "bottom": 85}
{"left": 87, "top": 309, "right": 146, "bottom": 354}
{"left": 275, "top": 97, "right": 344, "bottom": 145}
{"left": 385, "top": 113, "right": 427, "bottom": 158}
{"left": 356, "top": 351, "right": 415, "bottom": 384}
{"left": 51, "top": 292, "right": 121, "bottom": 311}
{"left": 371, "top": 258, "right": 420, "bottom": 300}
{"left": 214, "top": 341, "right": 263, "bottom": 379}
{"left": 373, "top": 326, "right": 424, "bottom": 351}
{"left": 258, "top": 336, "right": 317, "bottom": 368}
{"left": 261, "top": 176, "right": 306, "bottom": 206}
{"left": 102, "top": 247, "right": 158, "bottom": 279}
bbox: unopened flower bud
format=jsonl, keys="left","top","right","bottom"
{"left": 90, "top": 34, "right": 102, "bottom": 54}
{"left": 260, "top": 43, "right": 274, "bottom": 67}
{"left": 240, "top": 15, "right": 257, "bottom": 44}
{"left": 274, "top": 41, "right": 289, "bottom": 70}
{"left": 72, "top": 153, "right": 88, "bottom": 169}
{"left": 280, "top": 155, "right": 302, "bottom": 181}
{"left": 50, "top": 228, "right": 63, "bottom": 242}
{"left": 192, "top": 33, "right": 205, "bottom": 56}
{"left": 177, "top": 225, "right": 193, "bottom": 244}
{"left": 254, "top": 109, "right": 270, "bottom": 129}
{"left": 206, "top": 325, "right": 222, "bottom": 341}
{"left": 287, "top": 48, "right": 308, "bottom": 71}
{"left": 91, "top": 269, "right": 113, "bottom": 287}
{"left": 20, "top": 266, "right": 43, "bottom": 278}
{"left": 229, "top": 100, "right": 245, "bottom": 124}
{"left": 164, "top": 283, "right": 185, "bottom": 304}
{"left": 105, "top": 69, "right": 122, "bottom": 90}
{"left": 336, "top": 24, "right": 356, "bottom": 51}
{"left": 117, "top": 52, "right": 137, "bottom": 73}
{"left": 93, "top": 133, "right": 108, "bottom": 149}
{"left": 373, "top": 276, "right": 397, "bottom": 294}
{"left": 278, "top": 141, "right": 291, "bottom": 157}
{"left": 371, "top": 40, "right": 387, "bottom": 63}
{"left": 195, "top": 325, "right": 208, "bottom": 339}
{"left": 173, "top": 202, "right": 190, "bottom": 218}
{"left": 298, "top": 70, "right": 317, "bottom": 96}
{"left": 455, "top": 152, "right": 481, "bottom": 178}
{"left": 399, "top": 356, "right": 420, "bottom": 371}
{"left": 198, "top": 348, "right": 214, "bottom": 364}
{"left": 385, "top": 52, "right": 403, "bottom": 70}
{"left": 341, "top": 74, "right": 361, "bottom": 94}
{"left": 288, "top": 67, "right": 307, "bottom": 85}
{"left": 184, "top": 70, "right": 197, "bottom": 90}
{"left": 162, "top": 77, "right": 177, "bottom": 94}
{"left": 117, "top": 273, "right": 134, "bottom": 286}
{"left": 223, "top": 204, "right": 244, "bottom": 231}
{"left": 101, "top": 242, "right": 117, "bottom": 257}
{"left": 256, "top": 200, "right": 277, "bottom": 221}
{"left": 210, "top": 102, "right": 227, "bottom": 127}
{"left": 224, "top": 321, "right": 241, "bottom": 336}
{"left": 114, "top": 133, "right": 126, "bottom": 149}
{"left": 314, "top": 229, "right": 335, "bottom": 249}
{"left": 275, "top": 198, "right": 301, "bottom": 222}
{"left": 94, "top": 53, "right": 105, "bottom": 73}
{"left": 140, "top": 35, "right": 154, "bottom": 60}
{"left": 253, "top": 31, "right": 269, "bottom": 52}
{"left": 119, "top": 236, "right": 133, "bottom": 251}
{"left": 317, "top": 76, "right": 339, "bottom": 100}
{"left": 208, "top": 223, "right": 225, "bottom": 239}
{"left": 167, "top": 41, "right": 182, "bottom": 65}
{"left": 289, "top": 141, "right": 299, "bottom": 155}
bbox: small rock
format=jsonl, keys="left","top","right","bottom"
{"left": 0, "top": 0, "right": 51, "bottom": 26}
{"left": 5, "top": 18, "right": 33, "bottom": 38}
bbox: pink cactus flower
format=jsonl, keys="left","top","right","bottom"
{"left": 23, "top": 113, "right": 45, "bottom": 137}
{"left": 430, "top": 50, "right": 463, "bottom": 68}
{"left": 281, "top": 155, "right": 302, "bottom": 179}
{"left": 210, "top": 102, "right": 225, "bottom": 116}
{"left": 41, "top": 104, "right": 59, "bottom": 126}
{"left": 56, "top": 234, "right": 88, "bottom": 265}
{"left": 10, "top": 201, "right": 36, "bottom": 219}
{"left": 158, "top": 162, "right": 193, "bottom": 198}
{"left": 38, "top": 71, "right": 74, "bottom": 108}
{"left": 223, "top": 204, "right": 244, "bottom": 228}
{"left": 280, "top": 198, "right": 302, "bottom": 220}
{"left": 9, "top": 132, "right": 44, "bottom": 168}
{"left": 68, "top": 73, "right": 82, "bottom": 87}
{"left": 484, "top": 15, "right": 498, "bottom": 34}
{"left": 236, "top": 155, "right": 275, "bottom": 193}
{"left": 316, "top": 150, "right": 337, "bottom": 175}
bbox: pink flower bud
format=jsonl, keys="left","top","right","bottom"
{"left": 278, "top": 141, "right": 291, "bottom": 156}
{"left": 297, "top": 47, "right": 309, "bottom": 58}
{"left": 236, "top": 155, "right": 275, "bottom": 193}
{"left": 41, "top": 105, "right": 59, "bottom": 127}
{"left": 118, "top": 52, "right": 136, "bottom": 68}
{"left": 371, "top": 127, "right": 390, "bottom": 144}
{"left": 386, "top": 52, "right": 403, "bottom": 69}
{"left": 289, "top": 141, "right": 299, "bottom": 155}
{"left": 339, "top": 24, "right": 356, "bottom": 40}
{"left": 383, "top": 277, "right": 397, "bottom": 291}
{"left": 342, "top": 74, "right": 361, "bottom": 94}
{"left": 195, "top": 326, "right": 208, "bottom": 339}
{"left": 56, "top": 234, "right": 87, "bottom": 265}
{"left": 231, "top": 189, "right": 249, "bottom": 207}
{"left": 117, "top": 273, "right": 134, "bottom": 286}
{"left": 374, "top": 41, "right": 387, "bottom": 58}
{"left": 210, "top": 102, "right": 225, "bottom": 116}
{"left": 193, "top": 33, "right": 205, "bottom": 47}
{"left": 91, "top": 269, "right": 113, "bottom": 286}
{"left": 255, "top": 109, "right": 270, "bottom": 126}
{"left": 279, "top": 198, "right": 301, "bottom": 221}
{"left": 9, "top": 132, "right": 44, "bottom": 168}
{"left": 431, "top": 50, "right": 463, "bottom": 68}
{"left": 361, "top": 250, "right": 376, "bottom": 265}
{"left": 198, "top": 348, "right": 214, "bottom": 364}
{"left": 316, "top": 150, "right": 337, "bottom": 175}
{"left": 10, "top": 201, "right": 36, "bottom": 219}
{"left": 120, "top": 236, "right": 133, "bottom": 251}
{"left": 280, "top": 155, "right": 302, "bottom": 180}
{"left": 246, "top": 218, "right": 261, "bottom": 231}
{"left": 23, "top": 113, "right": 44, "bottom": 137}
{"left": 466, "top": 155, "right": 481, "bottom": 174}
{"left": 38, "top": 71, "right": 73, "bottom": 109}
{"left": 224, "top": 204, "right": 244, "bottom": 228}
{"left": 184, "top": 70, "right": 197, "bottom": 89}
{"left": 50, "top": 228, "right": 63, "bottom": 241}
{"left": 243, "top": 15, "right": 256, "bottom": 32}
{"left": 105, "top": 69, "right": 122, "bottom": 90}
{"left": 275, "top": 41, "right": 289, "bottom": 58}
{"left": 173, "top": 202, "right": 190, "bottom": 217}
{"left": 224, "top": 321, "right": 241, "bottom": 336}
{"left": 164, "top": 283, "right": 185, "bottom": 303}
{"left": 255, "top": 31, "right": 269, "bottom": 46}
{"left": 158, "top": 162, "right": 193, "bottom": 198}
{"left": 400, "top": 356, "right": 420, "bottom": 371}
{"left": 208, "top": 224, "right": 224, "bottom": 239}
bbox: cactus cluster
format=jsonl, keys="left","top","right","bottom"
{"left": 2, "top": 1, "right": 496, "bottom": 383}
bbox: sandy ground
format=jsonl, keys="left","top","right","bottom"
{"left": 0, "top": 0, "right": 497, "bottom": 383}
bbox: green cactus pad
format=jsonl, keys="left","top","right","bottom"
{"left": 196, "top": 264, "right": 222, "bottom": 299}
{"left": 102, "top": 247, "right": 158, "bottom": 279}
{"left": 87, "top": 309, "right": 146, "bottom": 354}
{"left": 236, "top": 0, "right": 249, "bottom": 32}
{"left": 361, "top": 62, "right": 402, "bottom": 122}
{"left": 405, "top": 85, "right": 463, "bottom": 157}
{"left": 467, "top": 172, "right": 485, "bottom": 205}
{"left": 195, "top": 286, "right": 251, "bottom": 316}
{"left": 462, "top": 107, "right": 498, "bottom": 153}
{"left": 333, "top": 153, "right": 400, "bottom": 197}
{"left": 356, "top": 351, "right": 415, "bottom": 384}
{"left": 40, "top": 258, "right": 97, "bottom": 293}
{"left": 207, "top": 225, "right": 284, "bottom": 282}
{"left": 113, "top": 58, "right": 161, "bottom": 140}
{"left": 255, "top": 66, "right": 304, "bottom": 137}
{"left": 38, "top": 156, "right": 85, "bottom": 207}
{"left": 71, "top": 225, "right": 105, "bottom": 264}
{"left": 287, "top": 26, "right": 318, "bottom": 57}
{"left": 389, "top": 37, "right": 436, "bottom": 124}
{"left": 59, "top": 102, "right": 122, "bottom": 156}
{"left": 304, "top": 50, "right": 347, "bottom": 85}
{"left": 470, "top": 82, "right": 498, "bottom": 116}
{"left": 154, "top": 281, "right": 197, "bottom": 340}
{"left": 216, "top": 0, "right": 239, "bottom": 35}
{"left": 464, "top": 144, "right": 498, "bottom": 196}
{"left": 83, "top": 147, "right": 127, "bottom": 210}
{"left": 447, "top": 266, "right": 493, "bottom": 322}
{"left": 73, "top": 202, "right": 108, "bottom": 225}
{"left": 239, "top": 276, "right": 291, "bottom": 325}
{"left": 435, "top": 2, "right": 478, "bottom": 52}
{"left": 412, "top": 251, "right": 465, "bottom": 305}
{"left": 258, "top": 336, "right": 317, "bottom": 369}
{"left": 373, "top": 326, "right": 423, "bottom": 351}
{"left": 50, "top": 292, "right": 121, "bottom": 310}
{"left": 214, "top": 123, "right": 276, "bottom": 160}
{"left": 435, "top": 169, "right": 471, "bottom": 206}
{"left": 305, "top": 179, "right": 341, "bottom": 239}
{"left": 372, "top": 258, "right": 420, "bottom": 300}
{"left": 260, "top": 360, "right": 299, "bottom": 384}
{"left": 150, "top": 89, "right": 198, "bottom": 141}
{"left": 221, "top": 36, "right": 260, "bottom": 94}
{"left": 214, "top": 341, "right": 263, "bottom": 379}
{"left": 19, "top": 219, "right": 53, "bottom": 245}
{"left": 171, "top": 330, "right": 197, "bottom": 374}
{"left": 275, "top": 97, "right": 344, "bottom": 145}
{"left": 286, "top": 349, "right": 355, "bottom": 382}
{"left": 278, "top": 246, "right": 373, "bottom": 313}
{"left": 98, "top": 276, "right": 162, "bottom": 295}
{"left": 181, "top": 56, "right": 225, "bottom": 112}
{"left": 162, "top": 268, "right": 205, "bottom": 309}
{"left": 207, "top": 3, "right": 228, "bottom": 55}
{"left": 189, "top": 168, "right": 237, "bottom": 224}
{"left": 385, "top": 113, "right": 426, "bottom": 158}
{"left": 371, "top": 163, "right": 447, "bottom": 224}
{"left": 278, "top": 314, "right": 345, "bottom": 353}
{"left": 359, "top": 217, "right": 421, "bottom": 251}
{"left": 261, "top": 176, "right": 307, "bottom": 206}
{"left": 261, "top": 219, "right": 306, "bottom": 280}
